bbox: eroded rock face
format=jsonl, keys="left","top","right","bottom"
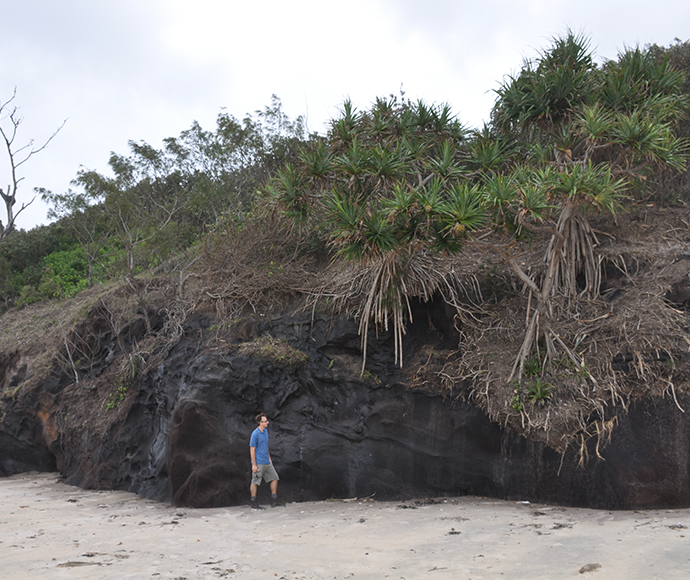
{"left": 2, "top": 303, "right": 690, "bottom": 510}
{"left": 0, "top": 408, "right": 57, "bottom": 476}
{"left": 168, "top": 399, "right": 245, "bottom": 507}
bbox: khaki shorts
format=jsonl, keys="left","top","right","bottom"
{"left": 251, "top": 463, "right": 279, "bottom": 486}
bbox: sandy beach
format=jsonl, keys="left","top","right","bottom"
{"left": 1, "top": 472, "right": 689, "bottom": 579}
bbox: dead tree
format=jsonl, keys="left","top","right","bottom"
{"left": 0, "top": 88, "right": 66, "bottom": 239}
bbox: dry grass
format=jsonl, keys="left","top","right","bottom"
{"left": 181, "top": 212, "right": 321, "bottom": 322}
{"left": 0, "top": 283, "right": 117, "bottom": 399}
{"left": 445, "top": 206, "right": 690, "bottom": 453}
{"left": 314, "top": 245, "right": 466, "bottom": 373}
{"left": 238, "top": 335, "right": 309, "bottom": 367}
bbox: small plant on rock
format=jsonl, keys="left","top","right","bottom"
{"left": 527, "top": 378, "right": 555, "bottom": 405}
{"left": 104, "top": 384, "right": 128, "bottom": 411}
{"left": 510, "top": 380, "right": 524, "bottom": 412}
{"left": 523, "top": 354, "right": 543, "bottom": 378}
{"left": 361, "top": 369, "right": 382, "bottom": 385}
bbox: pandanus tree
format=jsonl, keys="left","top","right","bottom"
{"left": 269, "top": 33, "right": 687, "bottom": 378}
{"left": 268, "top": 96, "right": 487, "bottom": 370}
{"left": 489, "top": 32, "right": 688, "bottom": 382}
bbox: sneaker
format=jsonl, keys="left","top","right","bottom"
{"left": 251, "top": 500, "right": 262, "bottom": 510}
{"left": 270, "top": 497, "right": 284, "bottom": 507}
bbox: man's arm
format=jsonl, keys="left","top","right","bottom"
{"left": 250, "top": 446, "right": 258, "bottom": 473}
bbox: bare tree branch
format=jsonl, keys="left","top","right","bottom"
{"left": 0, "top": 88, "right": 67, "bottom": 238}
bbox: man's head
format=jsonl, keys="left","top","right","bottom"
{"left": 255, "top": 413, "right": 268, "bottom": 427}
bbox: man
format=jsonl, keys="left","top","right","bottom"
{"left": 249, "top": 413, "right": 282, "bottom": 509}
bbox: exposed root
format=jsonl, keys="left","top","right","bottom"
{"left": 439, "top": 207, "right": 690, "bottom": 457}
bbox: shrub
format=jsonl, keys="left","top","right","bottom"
{"left": 39, "top": 248, "right": 89, "bottom": 299}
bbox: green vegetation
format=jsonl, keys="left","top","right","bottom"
{"left": 510, "top": 383, "right": 524, "bottom": 412}
{"left": 0, "top": 224, "right": 100, "bottom": 310}
{"left": 271, "top": 33, "right": 689, "bottom": 383}
{"left": 104, "top": 384, "right": 128, "bottom": 411}
{"left": 2, "top": 38, "right": 687, "bottom": 327}
{"left": 526, "top": 378, "right": 555, "bottom": 405}
{"left": 361, "top": 369, "right": 382, "bottom": 385}
{"left": 267, "top": 95, "right": 484, "bottom": 370}
{"left": 523, "top": 353, "right": 544, "bottom": 378}
{"left": 489, "top": 32, "right": 688, "bottom": 383}
{"left": 0, "top": 96, "right": 307, "bottom": 315}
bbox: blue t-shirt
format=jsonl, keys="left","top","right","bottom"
{"left": 250, "top": 427, "right": 270, "bottom": 464}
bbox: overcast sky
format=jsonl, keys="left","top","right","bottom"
{"left": 1, "top": 0, "right": 689, "bottom": 231}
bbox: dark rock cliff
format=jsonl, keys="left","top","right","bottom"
{"left": 1, "top": 300, "right": 689, "bottom": 510}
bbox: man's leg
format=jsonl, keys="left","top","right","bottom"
{"left": 250, "top": 481, "right": 261, "bottom": 509}
{"left": 270, "top": 479, "right": 283, "bottom": 507}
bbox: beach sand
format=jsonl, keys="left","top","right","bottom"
{"left": 1, "top": 472, "right": 689, "bottom": 579}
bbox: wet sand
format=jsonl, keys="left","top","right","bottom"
{"left": 1, "top": 472, "right": 689, "bottom": 579}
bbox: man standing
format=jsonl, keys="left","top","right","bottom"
{"left": 249, "top": 413, "right": 282, "bottom": 509}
